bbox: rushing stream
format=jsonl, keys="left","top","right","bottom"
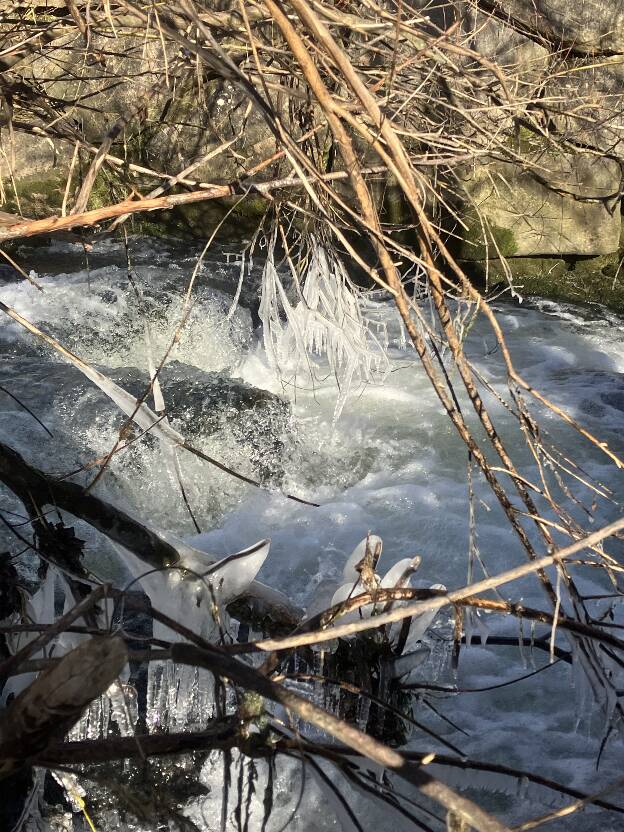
{"left": 1, "top": 236, "right": 624, "bottom": 830}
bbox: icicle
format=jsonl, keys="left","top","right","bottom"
{"left": 55, "top": 575, "right": 86, "bottom": 655}
{"left": 107, "top": 680, "right": 138, "bottom": 736}
{"left": 571, "top": 642, "right": 592, "bottom": 729}
{"left": 146, "top": 660, "right": 167, "bottom": 732}
{"left": 1, "top": 568, "right": 59, "bottom": 703}
{"left": 387, "top": 646, "right": 431, "bottom": 680}
{"left": 26, "top": 568, "right": 56, "bottom": 641}
{"left": 474, "top": 611, "right": 490, "bottom": 646}
{"left": 518, "top": 617, "right": 528, "bottom": 669}
{"left": 464, "top": 607, "right": 475, "bottom": 648}
{"left": 112, "top": 537, "right": 269, "bottom": 731}
{"left": 328, "top": 579, "right": 374, "bottom": 630}
{"left": 259, "top": 235, "right": 391, "bottom": 420}
{"left": 390, "top": 583, "right": 447, "bottom": 653}
{"left": 226, "top": 250, "right": 246, "bottom": 320}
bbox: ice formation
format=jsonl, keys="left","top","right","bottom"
{"left": 118, "top": 535, "right": 271, "bottom": 640}
{"left": 259, "top": 237, "right": 391, "bottom": 419}
{"left": 0, "top": 567, "right": 57, "bottom": 703}
{"left": 306, "top": 535, "right": 444, "bottom": 657}
{"left": 116, "top": 535, "right": 271, "bottom": 730}
{"left": 3, "top": 240, "right": 624, "bottom": 830}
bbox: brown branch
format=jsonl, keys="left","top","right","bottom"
{"left": 172, "top": 641, "right": 511, "bottom": 832}
{"left": 0, "top": 637, "right": 127, "bottom": 780}
{"left": 248, "top": 515, "right": 624, "bottom": 653}
{"left": 0, "top": 165, "right": 388, "bottom": 241}
{"left": 35, "top": 719, "right": 240, "bottom": 765}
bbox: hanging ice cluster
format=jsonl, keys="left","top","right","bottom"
{"left": 0, "top": 532, "right": 275, "bottom": 736}
{"left": 2, "top": 529, "right": 445, "bottom": 738}
{"left": 259, "top": 236, "right": 391, "bottom": 420}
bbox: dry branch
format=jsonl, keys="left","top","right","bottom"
{"left": 2, "top": 1, "right": 624, "bottom": 828}
{"left": 172, "top": 641, "right": 511, "bottom": 832}
{"left": 250, "top": 515, "right": 624, "bottom": 652}
{"left": 0, "top": 637, "right": 127, "bottom": 780}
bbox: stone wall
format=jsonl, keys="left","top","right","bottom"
{"left": 457, "top": 152, "right": 621, "bottom": 258}
{"left": 2, "top": 1, "right": 624, "bottom": 307}
{"left": 0, "top": 31, "right": 277, "bottom": 235}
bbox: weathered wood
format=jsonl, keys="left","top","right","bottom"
{"left": 0, "top": 636, "right": 127, "bottom": 780}
{"left": 0, "top": 165, "right": 385, "bottom": 242}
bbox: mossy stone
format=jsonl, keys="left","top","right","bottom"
{"left": 462, "top": 254, "right": 624, "bottom": 313}
{"left": 458, "top": 221, "right": 518, "bottom": 261}
{"left": 2, "top": 172, "right": 65, "bottom": 218}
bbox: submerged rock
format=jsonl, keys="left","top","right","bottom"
{"left": 0, "top": 357, "right": 291, "bottom": 485}
{"left": 82, "top": 361, "right": 289, "bottom": 484}
{"left": 108, "top": 360, "right": 287, "bottom": 436}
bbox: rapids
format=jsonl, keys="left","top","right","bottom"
{"left": 1, "top": 236, "right": 624, "bottom": 830}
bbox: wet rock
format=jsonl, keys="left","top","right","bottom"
{"left": 98, "top": 289, "right": 118, "bottom": 305}
{"left": 488, "top": 0, "right": 624, "bottom": 56}
{"left": 42, "top": 359, "right": 288, "bottom": 440}
{"left": 0, "top": 264, "right": 19, "bottom": 283}
{"left": 123, "top": 361, "right": 290, "bottom": 483}
{"left": 0, "top": 358, "right": 290, "bottom": 485}
{"left": 600, "top": 389, "right": 624, "bottom": 412}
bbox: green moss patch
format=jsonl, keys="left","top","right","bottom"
{"left": 457, "top": 220, "right": 518, "bottom": 261}
{"left": 463, "top": 254, "right": 624, "bottom": 313}
{"left": 2, "top": 172, "right": 65, "bottom": 218}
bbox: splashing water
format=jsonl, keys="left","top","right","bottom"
{"left": 1, "top": 236, "right": 624, "bottom": 829}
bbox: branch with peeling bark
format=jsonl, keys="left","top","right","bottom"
{"left": 0, "top": 637, "right": 127, "bottom": 780}
{"left": 0, "top": 166, "right": 388, "bottom": 241}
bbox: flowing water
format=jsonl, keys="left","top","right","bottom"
{"left": 1, "top": 236, "right": 624, "bottom": 830}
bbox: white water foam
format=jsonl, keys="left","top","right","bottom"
{"left": 1, "top": 237, "right": 624, "bottom": 829}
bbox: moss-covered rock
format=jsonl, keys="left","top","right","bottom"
{"left": 3, "top": 162, "right": 268, "bottom": 243}
{"left": 458, "top": 220, "right": 519, "bottom": 260}
{"left": 2, "top": 171, "right": 66, "bottom": 219}
{"left": 463, "top": 253, "right": 624, "bottom": 312}
{"left": 139, "top": 194, "right": 268, "bottom": 241}
{"left": 381, "top": 182, "right": 411, "bottom": 225}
